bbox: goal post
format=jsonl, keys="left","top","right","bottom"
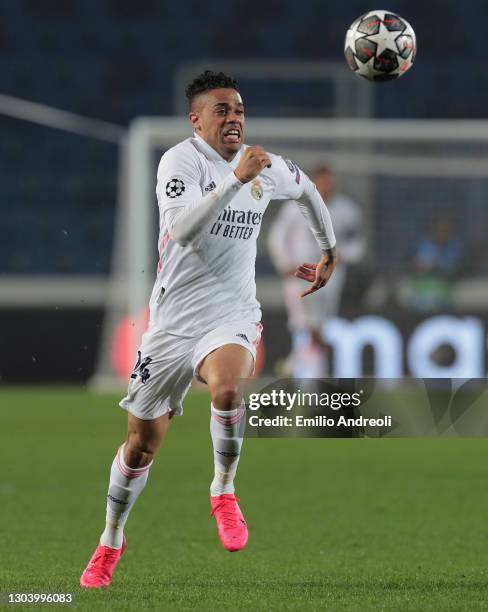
{"left": 90, "top": 118, "right": 488, "bottom": 389}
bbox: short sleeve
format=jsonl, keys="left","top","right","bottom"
{"left": 270, "top": 155, "right": 305, "bottom": 201}
{"left": 156, "top": 146, "right": 203, "bottom": 212}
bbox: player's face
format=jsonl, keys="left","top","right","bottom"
{"left": 189, "top": 89, "right": 245, "bottom": 161}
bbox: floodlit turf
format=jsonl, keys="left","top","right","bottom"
{"left": 1, "top": 387, "right": 488, "bottom": 610}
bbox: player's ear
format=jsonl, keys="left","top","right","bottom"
{"left": 188, "top": 111, "right": 201, "bottom": 132}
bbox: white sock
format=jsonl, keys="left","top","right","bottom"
{"left": 210, "top": 402, "right": 246, "bottom": 496}
{"left": 100, "top": 443, "right": 152, "bottom": 549}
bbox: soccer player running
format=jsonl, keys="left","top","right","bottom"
{"left": 80, "top": 70, "right": 337, "bottom": 588}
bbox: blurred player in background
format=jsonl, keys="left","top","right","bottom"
{"left": 268, "top": 166, "right": 365, "bottom": 377}
{"left": 80, "top": 71, "right": 337, "bottom": 588}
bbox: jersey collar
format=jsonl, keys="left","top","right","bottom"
{"left": 193, "top": 133, "right": 243, "bottom": 168}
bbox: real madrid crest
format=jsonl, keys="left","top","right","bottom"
{"left": 251, "top": 179, "right": 263, "bottom": 201}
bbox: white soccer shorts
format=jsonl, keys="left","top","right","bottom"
{"left": 119, "top": 320, "right": 262, "bottom": 420}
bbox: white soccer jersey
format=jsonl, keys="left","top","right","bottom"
{"left": 151, "top": 133, "right": 335, "bottom": 338}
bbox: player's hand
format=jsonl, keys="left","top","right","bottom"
{"left": 234, "top": 146, "right": 271, "bottom": 183}
{"left": 294, "top": 248, "right": 337, "bottom": 298}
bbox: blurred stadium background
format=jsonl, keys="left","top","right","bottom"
{"left": 1, "top": 0, "right": 488, "bottom": 385}
{"left": 4, "top": 3, "right": 488, "bottom": 609}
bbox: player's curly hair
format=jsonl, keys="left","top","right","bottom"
{"left": 185, "top": 70, "right": 239, "bottom": 108}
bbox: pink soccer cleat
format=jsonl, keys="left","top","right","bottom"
{"left": 210, "top": 494, "right": 248, "bottom": 552}
{"left": 79, "top": 537, "right": 127, "bottom": 588}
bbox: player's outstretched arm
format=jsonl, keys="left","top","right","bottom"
{"left": 294, "top": 247, "right": 337, "bottom": 297}
{"left": 295, "top": 174, "right": 336, "bottom": 254}
{"left": 292, "top": 173, "right": 337, "bottom": 296}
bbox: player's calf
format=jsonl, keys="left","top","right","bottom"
{"left": 100, "top": 442, "right": 153, "bottom": 549}
{"left": 209, "top": 401, "right": 246, "bottom": 495}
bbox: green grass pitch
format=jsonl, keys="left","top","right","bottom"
{"left": 1, "top": 387, "right": 488, "bottom": 611}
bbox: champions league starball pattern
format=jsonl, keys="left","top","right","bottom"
{"left": 344, "top": 10, "right": 416, "bottom": 82}
{"left": 165, "top": 178, "right": 186, "bottom": 198}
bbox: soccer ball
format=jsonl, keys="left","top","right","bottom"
{"left": 344, "top": 10, "right": 416, "bottom": 82}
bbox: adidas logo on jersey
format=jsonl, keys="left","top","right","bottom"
{"left": 204, "top": 181, "right": 216, "bottom": 192}
{"left": 236, "top": 333, "right": 249, "bottom": 343}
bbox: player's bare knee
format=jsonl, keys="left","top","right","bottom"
{"left": 124, "top": 432, "right": 159, "bottom": 468}
{"left": 211, "top": 384, "right": 241, "bottom": 410}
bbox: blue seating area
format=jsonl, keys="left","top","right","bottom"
{"left": 0, "top": 0, "right": 486, "bottom": 274}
